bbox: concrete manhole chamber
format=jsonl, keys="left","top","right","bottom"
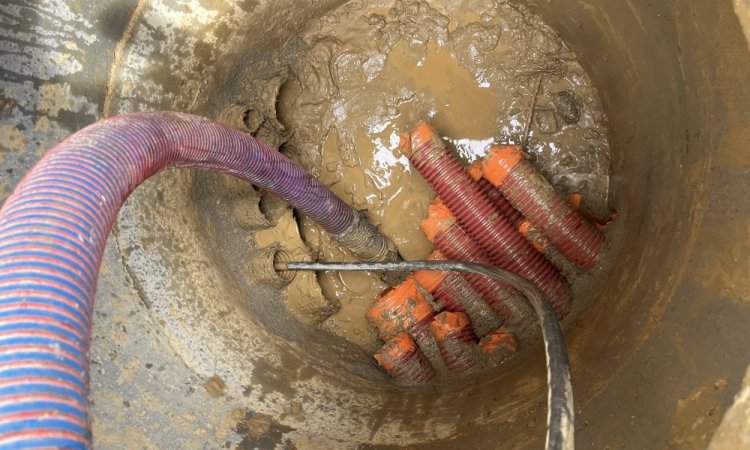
{"left": 1, "top": 0, "right": 750, "bottom": 448}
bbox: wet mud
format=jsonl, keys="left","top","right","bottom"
{"left": 226, "top": 0, "right": 612, "bottom": 365}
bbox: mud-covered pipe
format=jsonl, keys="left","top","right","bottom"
{"left": 0, "top": 111, "right": 397, "bottom": 448}
{"left": 482, "top": 145, "right": 604, "bottom": 272}
{"left": 400, "top": 123, "right": 572, "bottom": 316}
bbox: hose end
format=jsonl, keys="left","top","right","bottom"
{"left": 375, "top": 332, "right": 435, "bottom": 384}
{"left": 272, "top": 249, "right": 296, "bottom": 283}
{"left": 367, "top": 278, "right": 435, "bottom": 340}
{"left": 420, "top": 198, "right": 456, "bottom": 242}
{"left": 482, "top": 144, "right": 524, "bottom": 187}
{"left": 479, "top": 327, "right": 519, "bottom": 355}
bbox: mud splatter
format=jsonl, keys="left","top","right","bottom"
{"left": 0, "top": 125, "right": 29, "bottom": 153}
{"left": 204, "top": 374, "right": 227, "bottom": 398}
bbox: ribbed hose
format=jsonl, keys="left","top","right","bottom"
{"left": 430, "top": 312, "right": 478, "bottom": 372}
{"left": 0, "top": 111, "right": 398, "bottom": 448}
{"left": 467, "top": 161, "right": 524, "bottom": 225}
{"left": 414, "top": 151, "right": 571, "bottom": 309}
{"left": 434, "top": 225, "right": 537, "bottom": 325}
{"left": 374, "top": 332, "right": 435, "bottom": 384}
{"left": 413, "top": 253, "right": 501, "bottom": 337}
{"left": 500, "top": 164, "right": 603, "bottom": 271}
{"left": 430, "top": 277, "right": 466, "bottom": 311}
{"left": 404, "top": 125, "right": 572, "bottom": 317}
{"left": 483, "top": 146, "right": 604, "bottom": 271}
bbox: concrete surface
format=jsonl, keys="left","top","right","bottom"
{"left": 1, "top": 0, "right": 750, "bottom": 449}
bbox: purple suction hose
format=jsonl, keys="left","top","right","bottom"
{"left": 0, "top": 111, "right": 396, "bottom": 448}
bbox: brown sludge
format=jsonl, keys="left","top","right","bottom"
{"left": 242, "top": 0, "right": 612, "bottom": 382}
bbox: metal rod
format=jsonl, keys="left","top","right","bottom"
{"left": 523, "top": 74, "right": 544, "bottom": 149}
{"left": 275, "top": 260, "right": 574, "bottom": 450}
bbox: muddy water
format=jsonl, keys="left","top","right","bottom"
{"left": 264, "top": 0, "right": 612, "bottom": 353}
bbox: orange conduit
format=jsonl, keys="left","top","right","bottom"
{"left": 401, "top": 124, "right": 572, "bottom": 318}
{"left": 421, "top": 199, "right": 535, "bottom": 326}
{"left": 483, "top": 145, "right": 605, "bottom": 272}
{"left": 366, "top": 277, "right": 435, "bottom": 349}
{"left": 430, "top": 311, "right": 478, "bottom": 372}
{"left": 467, "top": 160, "right": 524, "bottom": 225}
{"left": 374, "top": 332, "right": 435, "bottom": 384}
{"left": 479, "top": 328, "right": 519, "bottom": 356}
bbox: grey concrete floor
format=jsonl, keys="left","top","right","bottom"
{"left": 0, "top": 1, "right": 244, "bottom": 447}
{"left": 90, "top": 239, "right": 245, "bottom": 449}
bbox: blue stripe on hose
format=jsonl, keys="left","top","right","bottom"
{"left": 0, "top": 231, "right": 98, "bottom": 266}
{"left": 0, "top": 368, "right": 86, "bottom": 389}
{"left": 0, "top": 385, "right": 86, "bottom": 406}
{"left": 0, "top": 299, "right": 87, "bottom": 331}
{"left": 0, "top": 436, "right": 88, "bottom": 450}
{"left": 0, "top": 401, "right": 87, "bottom": 419}
{"left": 0, "top": 251, "right": 95, "bottom": 286}
{"left": 0, "top": 354, "right": 84, "bottom": 375}
{"left": 6, "top": 197, "right": 104, "bottom": 232}
{"left": 0, "top": 263, "right": 93, "bottom": 299}
{"left": 0, "top": 211, "right": 99, "bottom": 242}
{"left": 0, "top": 418, "right": 88, "bottom": 436}
{"left": 15, "top": 180, "right": 102, "bottom": 203}
{"left": 0, "top": 336, "right": 84, "bottom": 359}
{"left": 0, "top": 220, "right": 98, "bottom": 254}
{"left": 0, "top": 273, "right": 91, "bottom": 304}
{"left": 0, "top": 262, "right": 92, "bottom": 296}
{"left": 0, "top": 320, "right": 86, "bottom": 345}
{"left": 26, "top": 166, "right": 112, "bottom": 200}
